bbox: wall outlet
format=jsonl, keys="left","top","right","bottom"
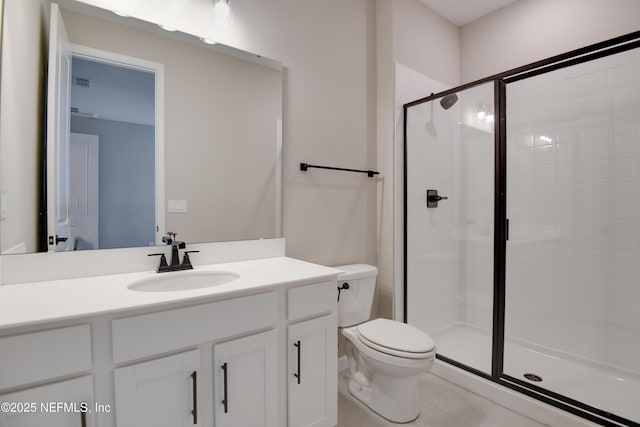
{"left": 168, "top": 199, "right": 187, "bottom": 213}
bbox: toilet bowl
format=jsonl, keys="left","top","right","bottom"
{"left": 335, "top": 264, "right": 436, "bottom": 423}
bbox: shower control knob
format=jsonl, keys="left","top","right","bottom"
{"left": 429, "top": 195, "right": 448, "bottom": 202}
{"left": 426, "top": 189, "right": 448, "bottom": 208}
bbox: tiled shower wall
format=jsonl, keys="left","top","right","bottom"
{"left": 505, "top": 48, "right": 640, "bottom": 373}
{"left": 459, "top": 121, "right": 495, "bottom": 333}
{"left": 405, "top": 88, "right": 462, "bottom": 335}
{"left": 405, "top": 77, "right": 495, "bottom": 339}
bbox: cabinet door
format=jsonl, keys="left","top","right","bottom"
{"left": 213, "top": 329, "right": 278, "bottom": 427}
{"left": 0, "top": 376, "right": 94, "bottom": 427}
{"left": 288, "top": 313, "right": 337, "bottom": 427}
{"left": 114, "top": 349, "right": 200, "bottom": 427}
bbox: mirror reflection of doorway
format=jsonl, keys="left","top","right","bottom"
{"left": 46, "top": 2, "right": 164, "bottom": 251}
{"left": 69, "top": 56, "right": 156, "bottom": 250}
{"left": 46, "top": 3, "right": 163, "bottom": 251}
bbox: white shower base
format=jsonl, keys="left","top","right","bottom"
{"left": 431, "top": 323, "right": 640, "bottom": 424}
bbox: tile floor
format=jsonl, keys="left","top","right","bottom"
{"left": 337, "top": 372, "right": 547, "bottom": 427}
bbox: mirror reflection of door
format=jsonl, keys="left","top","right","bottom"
{"left": 69, "top": 56, "right": 156, "bottom": 250}
{"left": 47, "top": 4, "right": 162, "bottom": 251}
{"left": 70, "top": 133, "right": 98, "bottom": 250}
{"left": 46, "top": 3, "right": 72, "bottom": 251}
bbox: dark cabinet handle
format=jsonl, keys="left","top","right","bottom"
{"left": 294, "top": 340, "right": 301, "bottom": 384}
{"left": 221, "top": 363, "right": 228, "bottom": 413}
{"left": 80, "top": 406, "right": 87, "bottom": 427}
{"left": 190, "top": 371, "right": 198, "bottom": 424}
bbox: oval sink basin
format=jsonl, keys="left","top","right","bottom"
{"left": 128, "top": 270, "right": 240, "bottom": 292}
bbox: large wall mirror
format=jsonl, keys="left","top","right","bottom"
{"left": 0, "top": 0, "right": 283, "bottom": 255}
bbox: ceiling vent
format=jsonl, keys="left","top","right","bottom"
{"left": 72, "top": 75, "right": 91, "bottom": 88}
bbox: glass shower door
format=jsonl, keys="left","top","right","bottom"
{"left": 504, "top": 47, "right": 640, "bottom": 425}
{"left": 405, "top": 33, "right": 640, "bottom": 426}
{"left": 405, "top": 82, "right": 496, "bottom": 374}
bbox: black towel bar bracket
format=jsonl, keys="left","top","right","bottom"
{"left": 300, "top": 163, "right": 380, "bottom": 178}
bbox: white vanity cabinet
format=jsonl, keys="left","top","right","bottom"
{"left": 0, "top": 257, "right": 339, "bottom": 427}
{"left": 111, "top": 292, "right": 279, "bottom": 427}
{"left": 288, "top": 315, "right": 337, "bottom": 427}
{"left": 287, "top": 282, "right": 338, "bottom": 427}
{"left": 0, "top": 325, "right": 95, "bottom": 427}
{"left": 0, "top": 376, "right": 94, "bottom": 427}
{"left": 114, "top": 349, "right": 200, "bottom": 427}
{"left": 113, "top": 329, "right": 279, "bottom": 427}
{"left": 212, "top": 329, "right": 278, "bottom": 427}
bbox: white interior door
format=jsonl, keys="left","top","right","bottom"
{"left": 70, "top": 133, "right": 98, "bottom": 250}
{"left": 46, "top": 3, "right": 72, "bottom": 251}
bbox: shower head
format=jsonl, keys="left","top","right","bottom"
{"left": 440, "top": 93, "right": 458, "bottom": 110}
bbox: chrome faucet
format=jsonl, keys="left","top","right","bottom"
{"left": 148, "top": 232, "right": 200, "bottom": 273}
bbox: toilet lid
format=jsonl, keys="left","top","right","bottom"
{"left": 357, "top": 318, "right": 435, "bottom": 354}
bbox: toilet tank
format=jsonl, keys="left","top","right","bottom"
{"left": 334, "top": 264, "right": 378, "bottom": 327}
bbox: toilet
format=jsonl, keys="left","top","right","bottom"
{"left": 335, "top": 264, "right": 436, "bottom": 423}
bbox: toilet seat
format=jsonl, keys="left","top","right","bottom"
{"left": 357, "top": 319, "right": 435, "bottom": 359}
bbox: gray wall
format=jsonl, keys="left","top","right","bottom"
{"left": 461, "top": 0, "right": 640, "bottom": 83}
{"left": 71, "top": 116, "right": 155, "bottom": 249}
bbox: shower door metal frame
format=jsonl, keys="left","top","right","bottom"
{"left": 403, "top": 30, "right": 640, "bottom": 427}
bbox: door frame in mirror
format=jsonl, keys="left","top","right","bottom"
{"left": 55, "top": 43, "right": 166, "bottom": 250}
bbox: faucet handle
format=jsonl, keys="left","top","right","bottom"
{"left": 148, "top": 253, "right": 169, "bottom": 272}
{"left": 181, "top": 250, "right": 200, "bottom": 269}
{"left": 163, "top": 232, "right": 178, "bottom": 245}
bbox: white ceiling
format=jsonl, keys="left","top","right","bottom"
{"left": 419, "top": 0, "right": 520, "bottom": 26}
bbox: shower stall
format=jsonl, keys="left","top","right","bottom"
{"left": 404, "top": 32, "right": 640, "bottom": 427}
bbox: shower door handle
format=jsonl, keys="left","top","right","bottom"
{"left": 427, "top": 189, "right": 448, "bottom": 208}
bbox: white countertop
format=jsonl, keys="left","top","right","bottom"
{"left": 0, "top": 257, "right": 340, "bottom": 331}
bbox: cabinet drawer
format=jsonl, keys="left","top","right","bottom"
{"left": 0, "top": 325, "right": 92, "bottom": 390}
{"left": 0, "top": 376, "right": 95, "bottom": 426}
{"left": 287, "top": 281, "right": 335, "bottom": 322}
{"left": 112, "top": 292, "right": 277, "bottom": 363}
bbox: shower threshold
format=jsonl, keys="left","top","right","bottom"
{"left": 431, "top": 323, "right": 640, "bottom": 424}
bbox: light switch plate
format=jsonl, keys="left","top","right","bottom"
{"left": 168, "top": 199, "right": 187, "bottom": 213}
